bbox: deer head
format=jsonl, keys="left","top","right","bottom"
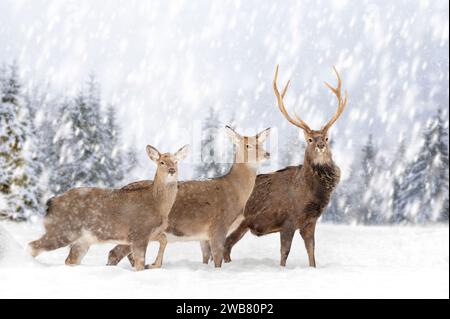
{"left": 273, "top": 65, "right": 348, "bottom": 165}
{"left": 225, "top": 126, "right": 271, "bottom": 165}
{"left": 146, "top": 144, "right": 189, "bottom": 182}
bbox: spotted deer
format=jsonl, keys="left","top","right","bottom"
{"left": 28, "top": 144, "right": 189, "bottom": 271}
{"left": 107, "top": 126, "right": 271, "bottom": 268}
{"left": 223, "top": 65, "right": 347, "bottom": 267}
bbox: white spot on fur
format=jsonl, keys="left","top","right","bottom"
{"left": 165, "top": 175, "right": 177, "bottom": 183}
{"left": 74, "top": 188, "right": 92, "bottom": 195}
{"left": 80, "top": 230, "right": 99, "bottom": 245}
{"left": 79, "top": 230, "right": 128, "bottom": 245}
{"left": 313, "top": 151, "right": 330, "bottom": 164}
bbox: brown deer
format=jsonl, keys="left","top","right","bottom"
{"left": 107, "top": 126, "right": 271, "bottom": 268}
{"left": 223, "top": 65, "right": 347, "bottom": 267}
{"left": 28, "top": 144, "right": 189, "bottom": 271}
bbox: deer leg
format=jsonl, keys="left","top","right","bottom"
{"left": 130, "top": 240, "right": 149, "bottom": 271}
{"left": 28, "top": 233, "right": 73, "bottom": 257}
{"left": 127, "top": 250, "right": 136, "bottom": 267}
{"left": 300, "top": 221, "right": 317, "bottom": 268}
{"left": 223, "top": 221, "right": 249, "bottom": 263}
{"left": 200, "top": 241, "right": 211, "bottom": 264}
{"left": 146, "top": 235, "right": 168, "bottom": 269}
{"left": 65, "top": 241, "right": 90, "bottom": 266}
{"left": 280, "top": 228, "right": 296, "bottom": 267}
{"left": 210, "top": 230, "right": 226, "bottom": 268}
{"left": 107, "top": 245, "right": 131, "bottom": 266}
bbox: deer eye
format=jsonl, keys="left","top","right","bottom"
{"left": 160, "top": 161, "right": 165, "bottom": 165}
{"left": 325, "top": 137, "right": 329, "bottom": 142}
{"left": 246, "top": 144, "right": 252, "bottom": 149}
{"left": 308, "top": 138, "right": 313, "bottom": 143}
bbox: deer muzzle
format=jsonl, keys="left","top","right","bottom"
{"left": 315, "top": 144, "right": 326, "bottom": 153}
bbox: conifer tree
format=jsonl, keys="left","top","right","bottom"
{"left": 391, "top": 137, "right": 409, "bottom": 223}
{"left": 396, "top": 109, "right": 449, "bottom": 223}
{"left": 0, "top": 63, "right": 40, "bottom": 220}
{"left": 280, "top": 128, "right": 304, "bottom": 168}
{"left": 102, "top": 105, "right": 124, "bottom": 187}
{"left": 194, "top": 107, "right": 228, "bottom": 179}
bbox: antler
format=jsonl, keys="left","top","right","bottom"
{"left": 321, "top": 66, "right": 348, "bottom": 133}
{"left": 273, "top": 65, "right": 312, "bottom": 133}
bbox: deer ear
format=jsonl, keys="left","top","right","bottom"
{"left": 146, "top": 145, "right": 161, "bottom": 162}
{"left": 174, "top": 144, "right": 189, "bottom": 161}
{"left": 256, "top": 127, "right": 271, "bottom": 143}
{"left": 225, "top": 125, "right": 242, "bottom": 142}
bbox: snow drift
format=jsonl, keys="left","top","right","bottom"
{"left": 0, "top": 224, "right": 39, "bottom": 268}
{"left": 0, "top": 221, "right": 448, "bottom": 298}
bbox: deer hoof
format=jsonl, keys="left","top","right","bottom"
{"left": 145, "top": 263, "right": 161, "bottom": 269}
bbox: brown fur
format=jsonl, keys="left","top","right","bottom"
{"left": 221, "top": 65, "right": 347, "bottom": 267}
{"left": 28, "top": 145, "right": 188, "bottom": 271}
{"left": 223, "top": 131, "right": 341, "bottom": 267}
{"left": 107, "top": 127, "right": 271, "bottom": 268}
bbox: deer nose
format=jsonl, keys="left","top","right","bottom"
{"left": 168, "top": 168, "right": 176, "bottom": 175}
{"left": 317, "top": 143, "right": 325, "bottom": 149}
{"left": 264, "top": 152, "right": 271, "bottom": 159}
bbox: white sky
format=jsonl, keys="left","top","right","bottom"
{"left": 0, "top": 0, "right": 448, "bottom": 179}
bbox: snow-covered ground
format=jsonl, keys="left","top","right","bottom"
{"left": 0, "top": 221, "right": 448, "bottom": 299}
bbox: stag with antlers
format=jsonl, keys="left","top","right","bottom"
{"left": 223, "top": 65, "right": 348, "bottom": 267}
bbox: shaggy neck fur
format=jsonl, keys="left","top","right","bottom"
{"left": 303, "top": 151, "right": 339, "bottom": 191}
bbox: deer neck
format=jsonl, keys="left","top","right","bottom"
{"left": 302, "top": 152, "right": 338, "bottom": 191}
{"left": 225, "top": 161, "right": 258, "bottom": 200}
{"left": 152, "top": 171, "right": 178, "bottom": 215}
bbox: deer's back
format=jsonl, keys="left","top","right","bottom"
{"left": 45, "top": 186, "right": 161, "bottom": 240}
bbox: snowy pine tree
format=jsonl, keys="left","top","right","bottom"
{"left": 0, "top": 63, "right": 40, "bottom": 220}
{"left": 21, "top": 85, "right": 50, "bottom": 215}
{"left": 47, "top": 77, "right": 129, "bottom": 194}
{"left": 83, "top": 75, "right": 109, "bottom": 187}
{"left": 391, "top": 137, "right": 409, "bottom": 223}
{"left": 47, "top": 99, "right": 77, "bottom": 196}
{"left": 341, "top": 134, "right": 385, "bottom": 225}
{"left": 124, "top": 145, "right": 139, "bottom": 178}
{"left": 23, "top": 86, "right": 46, "bottom": 178}
{"left": 434, "top": 110, "right": 449, "bottom": 222}
{"left": 119, "top": 134, "right": 140, "bottom": 184}
{"left": 397, "top": 109, "right": 449, "bottom": 223}
{"left": 51, "top": 82, "right": 104, "bottom": 192}
{"left": 32, "top": 94, "right": 61, "bottom": 199}
{"left": 280, "top": 128, "right": 304, "bottom": 168}
{"left": 194, "top": 107, "right": 229, "bottom": 179}
{"left": 322, "top": 186, "right": 347, "bottom": 223}
{"left": 101, "top": 105, "right": 124, "bottom": 187}
{"left": 359, "top": 134, "right": 385, "bottom": 224}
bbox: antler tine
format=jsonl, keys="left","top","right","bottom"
{"left": 273, "top": 65, "right": 312, "bottom": 133}
{"left": 324, "top": 66, "right": 342, "bottom": 96}
{"left": 281, "top": 79, "right": 290, "bottom": 98}
{"left": 293, "top": 108, "right": 311, "bottom": 130}
{"left": 322, "top": 66, "right": 348, "bottom": 132}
